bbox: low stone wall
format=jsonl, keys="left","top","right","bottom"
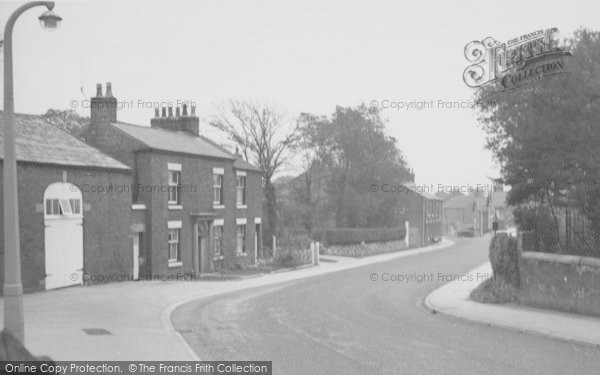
{"left": 519, "top": 251, "right": 600, "bottom": 316}
{"left": 322, "top": 240, "right": 408, "bottom": 258}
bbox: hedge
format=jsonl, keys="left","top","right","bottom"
{"left": 312, "top": 227, "right": 406, "bottom": 246}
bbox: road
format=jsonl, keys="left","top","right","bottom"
{"left": 172, "top": 237, "right": 600, "bottom": 374}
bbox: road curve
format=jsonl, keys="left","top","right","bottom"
{"left": 172, "top": 237, "right": 600, "bottom": 375}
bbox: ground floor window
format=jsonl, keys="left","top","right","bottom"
{"left": 168, "top": 228, "right": 180, "bottom": 262}
{"left": 214, "top": 225, "right": 223, "bottom": 258}
{"left": 236, "top": 225, "right": 246, "bottom": 255}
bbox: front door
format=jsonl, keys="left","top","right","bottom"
{"left": 44, "top": 183, "right": 84, "bottom": 290}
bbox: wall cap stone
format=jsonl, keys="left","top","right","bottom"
{"left": 521, "top": 251, "right": 600, "bottom": 267}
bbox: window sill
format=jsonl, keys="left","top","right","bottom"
{"left": 168, "top": 205, "right": 183, "bottom": 210}
{"left": 168, "top": 261, "right": 183, "bottom": 268}
{"left": 236, "top": 252, "right": 247, "bottom": 257}
{"left": 236, "top": 205, "right": 247, "bottom": 209}
{"left": 213, "top": 255, "right": 224, "bottom": 261}
{"left": 213, "top": 204, "right": 225, "bottom": 210}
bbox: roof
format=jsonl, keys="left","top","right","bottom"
{"left": 404, "top": 183, "right": 442, "bottom": 200}
{"left": 111, "top": 122, "right": 262, "bottom": 172}
{"left": 112, "top": 122, "right": 235, "bottom": 160}
{"left": 0, "top": 112, "right": 130, "bottom": 171}
{"left": 234, "top": 158, "right": 263, "bottom": 172}
{"left": 490, "top": 191, "right": 508, "bottom": 208}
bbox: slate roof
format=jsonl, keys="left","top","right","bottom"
{"left": 404, "top": 183, "right": 442, "bottom": 200}
{"left": 111, "top": 122, "right": 262, "bottom": 172}
{"left": 0, "top": 112, "right": 130, "bottom": 171}
{"left": 234, "top": 158, "right": 263, "bottom": 172}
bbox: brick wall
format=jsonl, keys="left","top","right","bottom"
{"left": 0, "top": 162, "right": 132, "bottom": 292}
{"left": 519, "top": 251, "right": 600, "bottom": 316}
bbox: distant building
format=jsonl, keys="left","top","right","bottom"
{"left": 86, "top": 83, "right": 263, "bottom": 278}
{"left": 488, "top": 190, "right": 511, "bottom": 230}
{"left": 443, "top": 195, "right": 488, "bottom": 236}
{"left": 0, "top": 112, "right": 132, "bottom": 291}
{"left": 399, "top": 184, "right": 443, "bottom": 246}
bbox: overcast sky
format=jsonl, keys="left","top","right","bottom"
{"left": 1, "top": 0, "right": 599, "bottom": 189}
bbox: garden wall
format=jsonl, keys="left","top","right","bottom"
{"left": 519, "top": 251, "right": 600, "bottom": 317}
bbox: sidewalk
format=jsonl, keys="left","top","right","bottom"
{"left": 424, "top": 262, "right": 600, "bottom": 347}
{"left": 0, "top": 239, "right": 453, "bottom": 360}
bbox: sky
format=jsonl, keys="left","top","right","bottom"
{"left": 1, "top": 0, "right": 599, "bottom": 190}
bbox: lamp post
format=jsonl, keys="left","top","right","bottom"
{"left": 3, "top": 1, "right": 62, "bottom": 344}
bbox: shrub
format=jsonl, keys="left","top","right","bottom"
{"left": 470, "top": 278, "right": 518, "bottom": 304}
{"left": 273, "top": 247, "right": 312, "bottom": 268}
{"left": 312, "top": 227, "right": 406, "bottom": 246}
{"left": 489, "top": 233, "right": 520, "bottom": 287}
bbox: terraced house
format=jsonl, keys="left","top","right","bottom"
{"left": 86, "top": 83, "right": 263, "bottom": 279}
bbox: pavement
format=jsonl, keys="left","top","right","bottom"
{"left": 424, "top": 261, "right": 600, "bottom": 348}
{"left": 0, "top": 239, "right": 454, "bottom": 360}
{"left": 171, "top": 236, "right": 600, "bottom": 374}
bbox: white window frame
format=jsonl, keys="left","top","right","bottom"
{"left": 236, "top": 223, "right": 246, "bottom": 256}
{"left": 213, "top": 219, "right": 224, "bottom": 260}
{"left": 168, "top": 221, "right": 182, "bottom": 267}
{"left": 236, "top": 171, "right": 247, "bottom": 208}
{"left": 168, "top": 163, "right": 182, "bottom": 206}
{"left": 213, "top": 167, "right": 224, "bottom": 208}
{"left": 45, "top": 197, "right": 82, "bottom": 217}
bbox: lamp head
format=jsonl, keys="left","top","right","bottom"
{"left": 38, "top": 10, "right": 62, "bottom": 31}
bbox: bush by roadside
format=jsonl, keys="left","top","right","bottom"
{"left": 470, "top": 233, "right": 520, "bottom": 304}
{"left": 322, "top": 239, "right": 408, "bottom": 258}
{"left": 312, "top": 227, "right": 406, "bottom": 246}
{"left": 470, "top": 278, "right": 518, "bottom": 303}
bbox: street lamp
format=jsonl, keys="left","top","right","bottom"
{"left": 3, "top": 1, "right": 62, "bottom": 344}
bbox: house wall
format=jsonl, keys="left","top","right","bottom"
{"left": 137, "top": 151, "right": 262, "bottom": 277}
{"left": 0, "top": 162, "right": 132, "bottom": 292}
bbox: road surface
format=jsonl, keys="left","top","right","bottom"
{"left": 172, "top": 237, "right": 600, "bottom": 374}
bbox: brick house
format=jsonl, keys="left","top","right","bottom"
{"left": 0, "top": 112, "right": 133, "bottom": 291}
{"left": 398, "top": 184, "right": 443, "bottom": 246}
{"left": 86, "top": 83, "right": 263, "bottom": 278}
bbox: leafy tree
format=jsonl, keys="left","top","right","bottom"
{"left": 476, "top": 29, "right": 600, "bottom": 250}
{"left": 41, "top": 109, "right": 90, "bottom": 141}
{"left": 298, "top": 104, "right": 411, "bottom": 228}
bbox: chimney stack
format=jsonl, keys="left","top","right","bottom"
{"left": 150, "top": 101, "right": 199, "bottom": 137}
{"left": 90, "top": 82, "right": 118, "bottom": 128}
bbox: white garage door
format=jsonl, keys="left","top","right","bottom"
{"left": 44, "top": 183, "right": 84, "bottom": 290}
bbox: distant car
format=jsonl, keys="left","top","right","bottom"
{"left": 456, "top": 228, "right": 476, "bottom": 237}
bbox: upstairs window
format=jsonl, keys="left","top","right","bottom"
{"left": 168, "top": 167, "right": 182, "bottom": 205}
{"left": 236, "top": 174, "right": 246, "bottom": 206}
{"left": 213, "top": 170, "right": 224, "bottom": 205}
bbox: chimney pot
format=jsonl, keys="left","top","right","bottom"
{"left": 105, "top": 82, "right": 113, "bottom": 97}
{"left": 154, "top": 107, "right": 159, "bottom": 118}
{"left": 95, "top": 83, "right": 102, "bottom": 97}
{"left": 168, "top": 106, "right": 173, "bottom": 118}
{"left": 161, "top": 107, "right": 167, "bottom": 117}
{"left": 176, "top": 107, "right": 181, "bottom": 117}
{"left": 191, "top": 104, "right": 196, "bottom": 116}
{"left": 182, "top": 104, "right": 188, "bottom": 116}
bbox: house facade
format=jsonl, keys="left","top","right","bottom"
{"left": 443, "top": 195, "right": 489, "bottom": 236}
{"left": 86, "top": 83, "right": 263, "bottom": 278}
{"left": 0, "top": 112, "right": 132, "bottom": 291}
{"left": 398, "top": 184, "right": 443, "bottom": 246}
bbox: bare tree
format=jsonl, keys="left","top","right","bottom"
{"left": 209, "top": 100, "right": 300, "bottom": 254}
